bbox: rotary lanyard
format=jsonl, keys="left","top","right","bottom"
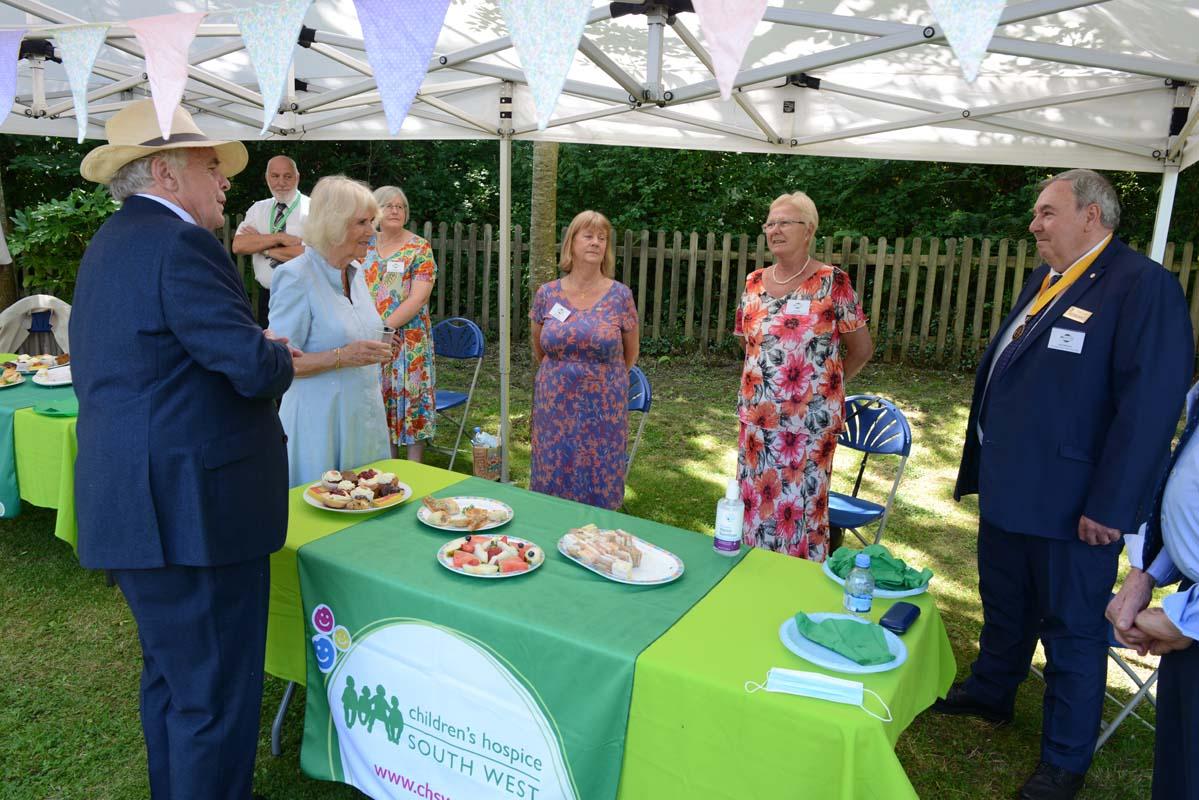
{"left": 1011, "top": 234, "right": 1109, "bottom": 341}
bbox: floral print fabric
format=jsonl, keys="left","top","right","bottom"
{"left": 733, "top": 264, "right": 866, "bottom": 561}
{"left": 530, "top": 280, "right": 637, "bottom": 509}
{"left": 362, "top": 235, "right": 437, "bottom": 445}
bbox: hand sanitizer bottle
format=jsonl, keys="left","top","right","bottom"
{"left": 714, "top": 479, "right": 743, "bottom": 557}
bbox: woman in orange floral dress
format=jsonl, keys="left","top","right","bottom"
{"left": 733, "top": 191, "right": 874, "bottom": 561}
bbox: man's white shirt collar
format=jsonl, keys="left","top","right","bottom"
{"left": 135, "top": 193, "right": 195, "bottom": 225}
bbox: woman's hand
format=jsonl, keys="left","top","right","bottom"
{"left": 340, "top": 339, "right": 393, "bottom": 367}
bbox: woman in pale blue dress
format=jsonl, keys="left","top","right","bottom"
{"left": 268, "top": 176, "right": 393, "bottom": 487}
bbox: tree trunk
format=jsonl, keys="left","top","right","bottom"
{"left": 0, "top": 168, "right": 16, "bottom": 309}
{"left": 528, "top": 141, "right": 559, "bottom": 294}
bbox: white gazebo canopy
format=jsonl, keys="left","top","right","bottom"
{"left": 2, "top": 0, "right": 1197, "bottom": 477}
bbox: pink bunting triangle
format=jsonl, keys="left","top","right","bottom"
{"left": 128, "top": 13, "right": 205, "bottom": 141}
{"left": 691, "top": 0, "right": 768, "bottom": 101}
{"left": 352, "top": 0, "right": 450, "bottom": 135}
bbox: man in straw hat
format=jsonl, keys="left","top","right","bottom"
{"left": 69, "top": 99, "right": 295, "bottom": 800}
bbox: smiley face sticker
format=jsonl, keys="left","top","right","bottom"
{"left": 312, "top": 634, "right": 337, "bottom": 673}
{"left": 332, "top": 625, "right": 352, "bottom": 651}
{"left": 312, "top": 604, "right": 335, "bottom": 634}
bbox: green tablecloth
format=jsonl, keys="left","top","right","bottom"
{"left": 0, "top": 380, "right": 75, "bottom": 521}
{"left": 264, "top": 459, "right": 469, "bottom": 686}
{"left": 14, "top": 407, "right": 78, "bottom": 545}
{"left": 618, "top": 547, "right": 957, "bottom": 800}
{"left": 297, "top": 477, "right": 746, "bottom": 800}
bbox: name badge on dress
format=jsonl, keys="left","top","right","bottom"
{"left": 549, "top": 303, "right": 571, "bottom": 322}
{"left": 1047, "top": 327, "right": 1085, "bottom": 354}
{"left": 786, "top": 298, "right": 811, "bottom": 316}
{"left": 386, "top": 261, "right": 405, "bottom": 273}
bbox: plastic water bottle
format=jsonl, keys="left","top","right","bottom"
{"left": 713, "top": 479, "right": 743, "bottom": 557}
{"left": 471, "top": 426, "right": 484, "bottom": 447}
{"left": 843, "top": 553, "right": 875, "bottom": 616}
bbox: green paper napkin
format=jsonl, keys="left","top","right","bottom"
{"left": 33, "top": 397, "right": 78, "bottom": 417}
{"left": 828, "top": 544, "right": 933, "bottom": 590}
{"left": 794, "top": 611, "right": 893, "bottom": 666}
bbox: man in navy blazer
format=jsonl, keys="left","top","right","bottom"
{"left": 70, "top": 100, "right": 295, "bottom": 799}
{"left": 934, "top": 169, "right": 1193, "bottom": 800}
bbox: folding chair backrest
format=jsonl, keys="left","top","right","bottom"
{"left": 432, "top": 317, "right": 484, "bottom": 360}
{"left": 626, "top": 366, "right": 652, "bottom": 479}
{"left": 839, "top": 395, "right": 912, "bottom": 457}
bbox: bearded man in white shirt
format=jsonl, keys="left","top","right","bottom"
{"left": 232, "top": 155, "right": 309, "bottom": 326}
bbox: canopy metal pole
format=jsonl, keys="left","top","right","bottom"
{"left": 499, "top": 82, "right": 513, "bottom": 483}
{"left": 1149, "top": 165, "right": 1179, "bottom": 264}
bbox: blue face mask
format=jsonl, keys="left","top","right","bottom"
{"left": 745, "top": 667, "right": 893, "bottom": 723}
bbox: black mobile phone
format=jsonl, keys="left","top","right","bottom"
{"left": 879, "top": 601, "right": 921, "bottom": 635}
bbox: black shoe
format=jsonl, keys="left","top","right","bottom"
{"left": 930, "top": 683, "right": 1013, "bottom": 725}
{"left": 1018, "top": 761, "right": 1085, "bottom": 800}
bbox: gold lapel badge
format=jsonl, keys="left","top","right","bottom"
{"left": 1063, "top": 306, "right": 1093, "bottom": 324}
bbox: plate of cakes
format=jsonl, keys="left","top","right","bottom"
{"left": 417, "top": 495, "right": 514, "bottom": 532}
{"left": 3, "top": 353, "right": 68, "bottom": 374}
{"left": 303, "top": 467, "right": 412, "bottom": 513}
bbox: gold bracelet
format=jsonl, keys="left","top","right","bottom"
{"left": 335, "top": 347, "right": 341, "bottom": 370}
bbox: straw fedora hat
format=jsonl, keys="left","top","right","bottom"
{"left": 80, "top": 99, "right": 248, "bottom": 184}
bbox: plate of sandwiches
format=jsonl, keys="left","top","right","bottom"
{"left": 557, "top": 524, "right": 684, "bottom": 586}
{"left": 417, "top": 495, "right": 514, "bottom": 532}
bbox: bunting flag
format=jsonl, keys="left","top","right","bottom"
{"left": 0, "top": 30, "right": 24, "bottom": 126}
{"left": 500, "top": 0, "right": 592, "bottom": 130}
{"left": 54, "top": 24, "right": 110, "bottom": 142}
{"left": 691, "top": 0, "right": 767, "bottom": 101}
{"left": 128, "top": 12, "right": 205, "bottom": 141}
{"left": 926, "top": 0, "right": 1006, "bottom": 82}
{"left": 353, "top": 0, "right": 450, "bottom": 135}
{"left": 232, "top": 0, "right": 314, "bottom": 133}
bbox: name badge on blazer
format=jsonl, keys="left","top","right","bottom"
{"left": 1047, "top": 327, "right": 1085, "bottom": 354}
{"left": 549, "top": 303, "right": 571, "bottom": 322}
{"left": 1062, "top": 306, "right": 1092, "bottom": 324}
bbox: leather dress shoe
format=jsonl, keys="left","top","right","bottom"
{"left": 1018, "top": 761, "right": 1085, "bottom": 800}
{"left": 930, "top": 683, "right": 1013, "bottom": 725}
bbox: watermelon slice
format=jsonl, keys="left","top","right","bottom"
{"left": 452, "top": 551, "right": 481, "bottom": 569}
{"left": 499, "top": 558, "right": 529, "bottom": 573}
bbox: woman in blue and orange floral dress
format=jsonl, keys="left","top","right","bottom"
{"left": 529, "top": 210, "right": 639, "bottom": 509}
{"left": 362, "top": 186, "right": 437, "bottom": 461}
{"left": 734, "top": 191, "right": 874, "bottom": 561}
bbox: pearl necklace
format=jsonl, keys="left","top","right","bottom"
{"left": 772, "top": 255, "right": 812, "bottom": 285}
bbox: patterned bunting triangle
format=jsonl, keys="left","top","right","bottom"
{"left": 0, "top": 29, "right": 24, "bottom": 126}
{"left": 499, "top": 0, "right": 593, "bottom": 130}
{"left": 232, "top": 0, "right": 314, "bottom": 133}
{"left": 691, "top": 0, "right": 768, "bottom": 101}
{"left": 927, "top": 0, "right": 1006, "bottom": 82}
{"left": 353, "top": 0, "right": 451, "bottom": 135}
{"left": 54, "top": 24, "right": 110, "bottom": 142}
{"left": 128, "top": 13, "right": 206, "bottom": 140}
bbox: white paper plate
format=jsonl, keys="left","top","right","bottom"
{"left": 32, "top": 366, "right": 71, "bottom": 387}
{"left": 437, "top": 535, "right": 543, "bottom": 579}
{"left": 417, "top": 496, "right": 514, "bottom": 532}
{"left": 0, "top": 375, "right": 24, "bottom": 389}
{"left": 557, "top": 533, "right": 684, "bottom": 586}
{"left": 822, "top": 559, "right": 929, "bottom": 599}
{"left": 778, "top": 613, "right": 907, "bottom": 674}
{"left": 303, "top": 481, "right": 412, "bottom": 513}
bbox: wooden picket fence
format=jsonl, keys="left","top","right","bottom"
{"left": 224, "top": 217, "right": 1199, "bottom": 370}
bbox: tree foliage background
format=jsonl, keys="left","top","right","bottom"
{"left": 1, "top": 134, "right": 1195, "bottom": 298}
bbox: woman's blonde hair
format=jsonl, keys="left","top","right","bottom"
{"left": 305, "top": 175, "right": 378, "bottom": 254}
{"left": 559, "top": 210, "right": 616, "bottom": 278}
{"left": 770, "top": 191, "right": 819, "bottom": 235}
{"left": 373, "top": 185, "right": 409, "bottom": 223}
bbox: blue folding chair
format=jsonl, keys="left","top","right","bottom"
{"left": 431, "top": 317, "right": 484, "bottom": 470}
{"left": 828, "top": 394, "right": 912, "bottom": 546}
{"left": 626, "top": 366, "right": 652, "bottom": 479}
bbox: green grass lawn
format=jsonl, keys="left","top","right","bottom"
{"left": 0, "top": 349, "right": 1161, "bottom": 799}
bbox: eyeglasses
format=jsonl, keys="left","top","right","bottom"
{"left": 381, "top": 204, "right": 407, "bottom": 212}
{"left": 762, "top": 219, "right": 807, "bottom": 232}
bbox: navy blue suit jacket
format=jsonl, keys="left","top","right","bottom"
{"left": 70, "top": 196, "right": 294, "bottom": 569}
{"left": 955, "top": 236, "right": 1194, "bottom": 539}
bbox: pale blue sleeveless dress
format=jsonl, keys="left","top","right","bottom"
{"left": 269, "top": 248, "right": 389, "bottom": 487}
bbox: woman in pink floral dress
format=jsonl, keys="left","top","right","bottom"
{"left": 362, "top": 186, "right": 437, "bottom": 461}
{"left": 734, "top": 191, "right": 874, "bottom": 561}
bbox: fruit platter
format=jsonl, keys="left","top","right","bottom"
{"left": 437, "top": 534, "right": 544, "bottom": 578}
{"left": 304, "top": 467, "right": 412, "bottom": 512}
